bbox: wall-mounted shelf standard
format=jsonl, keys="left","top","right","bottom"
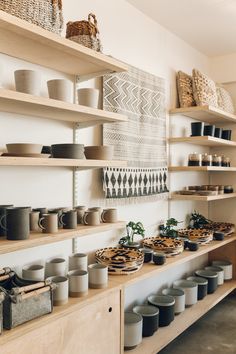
{"left": 0, "top": 11, "right": 128, "bottom": 78}
{"left": 0, "top": 157, "right": 127, "bottom": 170}
{"left": 0, "top": 89, "right": 127, "bottom": 128}
{"left": 169, "top": 105, "right": 236, "bottom": 124}
{"left": 0, "top": 221, "right": 125, "bottom": 255}
{"left": 169, "top": 166, "right": 236, "bottom": 172}
{"left": 169, "top": 136, "right": 236, "bottom": 147}
{"left": 171, "top": 193, "right": 236, "bottom": 202}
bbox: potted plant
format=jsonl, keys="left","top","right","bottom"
{"left": 119, "top": 221, "right": 145, "bottom": 249}
{"left": 159, "top": 218, "right": 182, "bottom": 238}
{"left": 189, "top": 211, "right": 212, "bottom": 229}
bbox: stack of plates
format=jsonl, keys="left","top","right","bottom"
{"left": 204, "top": 222, "right": 235, "bottom": 236}
{"left": 178, "top": 228, "right": 213, "bottom": 245}
{"left": 142, "top": 237, "right": 184, "bottom": 257}
{"left": 95, "top": 247, "right": 144, "bottom": 275}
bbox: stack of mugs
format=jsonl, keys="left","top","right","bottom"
{"left": 21, "top": 253, "right": 109, "bottom": 306}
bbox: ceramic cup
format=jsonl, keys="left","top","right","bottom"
{"left": 124, "top": 312, "right": 143, "bottom": 350}
{"left": 47, "top": 79, "right": 73, "bottom": 103}
{"left": 173, "top": 279, "right": 198, "bottom": 306}
{"left": 139, "top": 248, "right": 153, "bottom": 263}
{"left": 186, "top": 276, "right": 208, "bottom": 300}
{"left": 222, "top": 130, "right": 232, "bottom": 140}
{"left": 101, "top": 208, "right": 118, "bottom": 223}
{"left": 48, "top": 208, "right": 65, "bottom": 229}
{"left": 69, "top": 253, "right": 88, "bottom": 271}
{"left": 88, "top": 263, "right": 108, "bottom": 289}
{"left": 0, "top": 207, "right": 31, "bottom": 240}
{"left": 212, "top": 260, "right": 233, "bottom": 280}
{"left": 195, "top": 270, "right": 218, "bottom": 294}
{"left": 205, "top": 266, "right": 224, "bottom": 285}
{"left": 153, "top": 252, "right": 166, "bottom": 265}
{"left": 22, "top": 264, "right": 45, "bottom": 281}
{"left": 214, "top": 128, "right": 222, "bottom": 138}
{"left": 204, "top": 125, "right": 215, "bottom": 136}
{"left": 30, "top": 211, "right": 40, "bottom": 232}
{"left": 68, "top": 270, "right": 88, "bottom": 297}
{"left": 47, "top": 275, "right": 69, "bottom": 306}
{"left": 191, "top": 122, "right": 204, "bottom": 136}
{"left": 88, "top": 207, "right": 102, "bottom": 220}
{"left": 60, "top": 210, "right": 77, "bottom": 229}
{"left": 45, "top": 258, "right": 66, "bottom": 277}
{"left": 83, "top": 211, "right": 100, "bottom": 226}
{"left": 38, "top": 213, "right": 58, "bottom": 234}
{"left": 148, "top": 294, "right": 175, "bottom": 327}
{"left": 0, "top": 205, "right": 13, "bottom": 236}
{"left": 14, "top": 69, "right": 40, "bottom": 95}
{"left": 33, "top": 208, "right": 48, "bottom": 217}
{"left": 133, "top": 305, "right": 159, "bottom": 337}
{"left": 187, "top": 241, "right": 199, "bottom": 252}
{"left": 162, "top": 288, "right": 185, "bottom": 314}
{"left": 77, "top": 88, "right": 99, "bottom": 108}
{"left": 75, "top": 206, "right": 86, "bottom": 224}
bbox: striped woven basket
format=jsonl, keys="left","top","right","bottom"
{"left": 0, "top": 0, "right": 63, "bottom": 34}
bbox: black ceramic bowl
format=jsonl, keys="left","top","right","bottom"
{"left": 187, "top": 241, "right": 199, "bottom": 252}
{"left": 195, "top": 270, "right": 218, "bottom": 294}
{"left": 153, "top": 252, "right": 166, "bottom": 265}
{"left": 51, "top": 144, "right": 85, "bottom": 159}
{"left": 214, "top": 232, "right": 224, "bottom": 241}
{"left": 133, "top": 305, "right": 159, "bottom": 337}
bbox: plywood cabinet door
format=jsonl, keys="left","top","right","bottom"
{"left": 0, "top": 289, "right": 121, "bottom": 354}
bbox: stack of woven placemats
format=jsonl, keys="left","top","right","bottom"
{"left": 142, "top": 237, "right": 184, "bottom": 257}
{"left": 95, "top": 247, "right": 144, "bottom": 275}
{"left": 178, "top": 228, "right": 213, "bottom": 245}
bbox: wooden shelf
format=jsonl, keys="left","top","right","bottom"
{"left": 171, "top": 193, "right": 236, "bottom": 201}
{"left": 0, "top": 89, "right": 127, "bottom": 128}
{"left": 131, "top": 280, "right": 236, "bottom": 354}
{"left": 169, "top": 136, "right": 236, "bottom": 147}
{"left": 169, "top": 166, "right": 236, "bottom": 172}
{"left": 111, "top": 235, "right": 236, "bottom": 288}
{"left": 0, "top": 221, "right": 125, "bottom": 255}
{"left": 0, "top": 157, "right": 127, "bottom": 169}
{"left": 0, "top": 11, "right": 128, "bottom": 78}
{"left": 169, "top": 105, "right": 236, "bottom": 124}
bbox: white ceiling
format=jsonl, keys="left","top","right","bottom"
{"left": 127, "top": 0, "right": 236, "bottom": 57}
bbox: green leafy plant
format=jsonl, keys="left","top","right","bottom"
{"left": 119, "top": 221, "right": 145, "bottom": 245}
{"left": 159, "top": 218, "right": 182, "bottom": 238}
{"left": 189, "top": 211, "right": 212, "bottom": 229}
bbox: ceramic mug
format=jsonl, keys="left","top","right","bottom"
{"left": 124, "top": 312, "right": 143, "bottom": 350}
{"left": 68, "top": 270, "right": 88, "bottom": 297}
{"left": 47, "top": 276, "right": 69, "bottom": 306}
{"left": 22, "top": 264, "right": 45, "bottom": 281}
{"left": 88, "top": 263, "right": 108, "bottom": 289}
{"left": 30, "top": 211, "right": 40, "bottom": 232}
{"left": 101, "top": 208, "right": 118, "bottom": 223}
{"left": 45, "top": 258, "right": 66, "bottom": 277}
{"left": 0, "top": 205, "right": 13, "bottom": 236}
{"left": 69, "top": 253, "right": 88, "bottom": 271}
{"left": 83, "top": 211, "right": 100, "bottom": 226}
{"left": 0, "top": 207, "right": 31, "bottom": 240}
{"left": 33, "top": 208, "right": 48, "bottom": 217}
{"left": 77, "top": 88, "right": 99, "bottom": 108}
{"left": 162, "top": 288, "right": 185, "bottom": 314}
{"left": 88, "top": 207, "right": 102, "bottom": 220}
{"left": 75, "top": 206, "right": 86, "bottom": 224}
{"left": 60, "top": 210, "right": 77, "bottom": 229}
{"left": 38, "top": 213, "right": 58, "bottom": 234}
{"left": 14, "top": 69, "right": 40, "bottom": 96}
{"left": 47, "top": 79, "right": 73, "bottom": 103}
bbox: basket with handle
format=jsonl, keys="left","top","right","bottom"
{"left": 0, "top": 0, "right": 63, "bottom": 34}
{"left": 66, "top": 13, "right": 102, "bottom": 52}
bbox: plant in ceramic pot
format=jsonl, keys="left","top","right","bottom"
{"left": 119, "top": 221, "right": 145, "bottom": 249}
{"left": 189, "top": 211, "right": 212, "bottom": 229}
{"left": 159, "top": 218, "right": 182, "bottom": 238}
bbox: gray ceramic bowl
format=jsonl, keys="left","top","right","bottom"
{"left": 84, "top": 145, "right": 113, "bottom": 160}
{"left": 51, "top": 144, "right": 85, "bottom": 159}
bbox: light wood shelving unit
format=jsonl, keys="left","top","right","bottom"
{"left": 169, "top": 166, "right": 236, "bottom": 172}
{"left": 171, "top": 192, "right": 236, "bottom": 202}
{"left": 169, "top": 136, "right": 236, "bottom": 147}
{"left": 0, "top": 221, "right": 125, "bottom": 255}
{"left": 0, "top": 89, "right": 127, "bottom": 128}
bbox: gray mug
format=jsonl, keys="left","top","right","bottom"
{"left": 0, "top": 205, "right": 13, "bottom": 236}
{"left": 0, "top": 207, "right": 31, "bottom": 240}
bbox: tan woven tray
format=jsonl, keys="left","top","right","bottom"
{"left": 142, "top": 237, "right": 184, "bottom": 257}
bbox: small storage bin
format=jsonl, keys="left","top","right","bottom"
{"left": 0, "top": 269, "right": 54, "bottom": 330}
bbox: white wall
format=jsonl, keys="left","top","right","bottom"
{"left": 0, "top": 0, "right": 211, "bottom": 302}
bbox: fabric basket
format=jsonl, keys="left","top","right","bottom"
{"left": 0, "top": 269, "right": 54, "bottom": 330}
{"left": 0, "top": 0, "right": 63, "bottom": 34}
{"left": 66, "top": 13, "right": 102, "bottom": 52}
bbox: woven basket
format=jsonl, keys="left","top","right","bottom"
{"left": 0, "top": 0, "right": 63, "bottom": 34}
{"left": 66, "top": 13, "right": 102, "bottom": 52}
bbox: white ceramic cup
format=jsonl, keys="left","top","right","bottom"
{"left": 69, "top": 253, "right": 88, "bottom": 271}
{"left": 22, "top": 264, "right": 44, "bottom": 281}
{"left": 205, "top": 266, "right": 224, "bottom": 285}
{"left": 47, "top": 79, "right": 73, "bottom": 103}
{"left": 68, "top": 269, "right": 88, "bottom": 297}
{"left": 14, "top": 69, "right": 40, "bottom": 96}
{"left": 77, "top": 88, "right": 99, "bottom": 108}
{"left": 124, "top": 312, "right": 143, "bottom": 350}
{"left": 88, "top": 263, "right": 108, "bottom": 289}
{"left": 162, "top": 287, "right": 185, "bottom": 314}
{"left": 212, "top": 260, "right": 233, "bottom": 280}
{"left": 45, "top": 258, "right": 66, "bottom": 277}
{"left": 173, "top": 279, "right": 198, "bottom": 306}
{"left": 47, "top": 276, "right": 69, "bottom": 306}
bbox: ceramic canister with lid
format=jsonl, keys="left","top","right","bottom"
{"left": 124, "top": 312, "right": 143, "bottom": 350}
{"left": 147, "top": 294, "right": 175, "bottom": 327}
{"left": 162, "top": 288, "right": 185, "bottom": 314}
{"left": 212, "top": 260, "right": 233, "bottom": 280}
{"left": 173, "top": 279, "right": 198, "bottom": 306}
{"left": 195, "top": 270, "right": 218, "bottom": 294}
{"left": 186, "top": 276, "right": 208, "bottom": 300}
{"left": 133, "top": 305, "right": 159, "bottom": 337}
{"left": 205, "top": 266, "right": 224, "bottom": 285}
